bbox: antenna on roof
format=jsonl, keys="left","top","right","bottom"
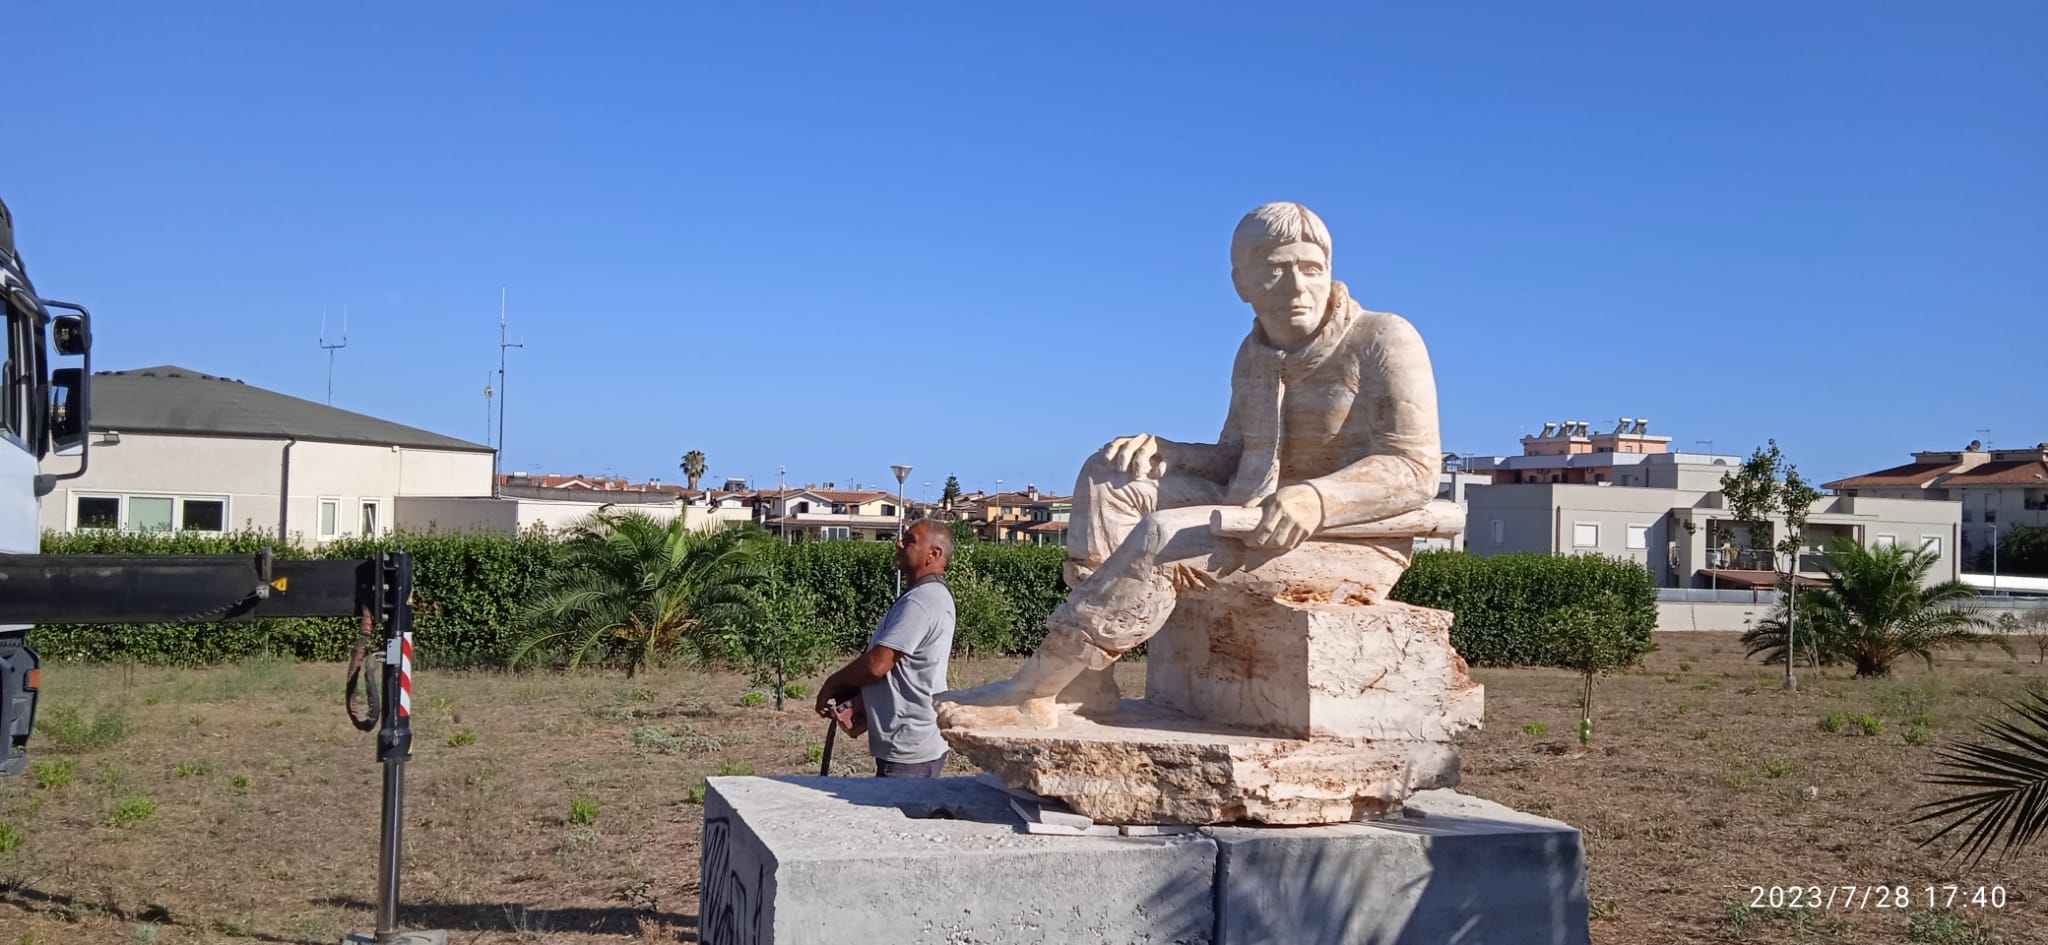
{"left": 495, "top": 287, "right": 524, "bottom": 486}
{"left": 483, "top": 372, "right": 495, "bottom": 448}
{"left": 318, "top": 306, "right": 349, "bottom": 404}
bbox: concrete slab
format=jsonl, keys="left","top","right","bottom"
{"left": 1206, "top": 789, "right": 1590, "bottom": 945}
{"left": 700, "top": 776, "right": 1217, "bottom": 945}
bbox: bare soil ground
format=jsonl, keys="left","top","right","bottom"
{"left": 2, "top": 633, "right": 2044, "bottom": 944}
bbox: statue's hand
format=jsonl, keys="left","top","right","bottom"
{"left": 1102, "top": 434, "right": 1166, "bottom": 480}
{"left": 1241, "top": 484, "right": 1322, "bottom": 551}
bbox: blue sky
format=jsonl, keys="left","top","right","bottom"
{"left": 8, "top": 3, "right": 2042, "bottom": 502}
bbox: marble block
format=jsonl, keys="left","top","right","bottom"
{"left": 948, "top": 587, "right": 1483, "bottom": 825}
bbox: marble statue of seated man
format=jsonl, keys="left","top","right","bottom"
{"left": 938, "top": 201, "right": 1444, "bottom": 730}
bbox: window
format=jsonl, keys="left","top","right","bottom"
{"left": 1490, "top": 519, "right": 1504, "bottom": 545}
{"left": 318, "top": 499, "right": 340, "bottom": 539}
{"left": 873, "top": 532, "right": 892, "bottom": 541}
{"left": 1626, "top": 525, "right": 1649, "bottom": 550}
{"left": 881, "top": 504, "right": 896, "bottom": 517}
{"left": 1920, "top": 536, "right": 1941, "bottom": 556}
{"left": 129, "top": 496, "right": 174, "bottom": 533}
{"left": 183, "top": 500, "right": 226, "bottom": 532}
{"left": 1874, "top": 533, "right": 1897, "bottom": 548}
{"left": 77, "top": 496, "right": 119, "bottom": 529}
{"left": 1573, "top": 523, "right": 1599, "bottom": 548}
{"left": 793, "top": 500, "right": 811, "bottom": 515}
{"left": 360, "top": 501, "right": 380, "bottom": 537}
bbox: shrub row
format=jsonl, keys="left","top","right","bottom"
{"left": 30, "top": 530, "right": 1654, "bottom": 672}
{"left": 1390, "top": 550, "right": 1658, "bottom": 667}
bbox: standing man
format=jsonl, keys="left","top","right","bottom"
{"left": 816, "top": 519, "right": 957, "bottom": 777}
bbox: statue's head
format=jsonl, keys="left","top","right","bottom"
{"left": 1230, "top": 202, "right": 1333, "bottom": 349}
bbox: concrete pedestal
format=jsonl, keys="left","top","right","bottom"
{"left": 699, "top": 776, "right": 1217, "bottom": 945}
{"left": 1210, "top": 789, "right": 1590, "bottom": 945}
{"left": 699, "top": 777, "right": 1587, "bottom": 945}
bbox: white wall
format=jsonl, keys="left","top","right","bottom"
{"left": 40, "top": 432, "right": 493, "bottom": 546}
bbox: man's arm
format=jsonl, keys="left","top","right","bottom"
{"left": 815, "top": 645, "right": 900, "bottom": 717}
{"left": 1303, "top": 313, "right": 1442, "bottom": 528}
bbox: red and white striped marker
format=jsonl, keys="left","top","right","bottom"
{"left": 397, "top": 632, "right": 414, "bottom": 718}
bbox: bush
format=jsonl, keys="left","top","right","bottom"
{"left": 105, "top": 795, "right": 157, "bottom": 828}
{"left": 567, "top": 797, "right": 599, "bottom": 825}
{"left": 1819, "top": 711, "right": 1847, "bottom": 733}
{"left": 1391, "top": 551, "right": 1658, "bottom": 668}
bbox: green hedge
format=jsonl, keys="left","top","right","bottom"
{"left": 1389, "top": 550, "right": 1658, "bottom": 668}
{"left": 30, "top": 531, "right": 1654, "bottom": 672}
{"left": 25, "top": 528, "right": 1069, "bottom": 667}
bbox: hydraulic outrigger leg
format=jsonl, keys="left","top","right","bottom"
{"left": 348, "top": 551, "right": 445, "bottom": 945}
{"left": 0, "top": 547, "right": 445, "bottom": 944}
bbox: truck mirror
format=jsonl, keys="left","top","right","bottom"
{"left": 52, "top": 314, "right": 89, "bottom": 357}
{"left": 50, "top": 368, "right": 87, "bottom": 455}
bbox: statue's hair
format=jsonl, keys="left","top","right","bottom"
{"left": 1230, "top": 202, "right": 1331, "bottom": 273}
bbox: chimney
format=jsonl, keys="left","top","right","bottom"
{"left": 1539, "top": 422, "right": 1557, "bottom": 438}
{"left": 1028, "top": 485, "right": 1040, "bottom": 500}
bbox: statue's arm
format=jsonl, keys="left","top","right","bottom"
{"left": 1304, "top": 315, "right": 1443, "bottom": 528}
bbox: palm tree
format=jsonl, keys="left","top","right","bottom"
{"left": 511, "top": 511, "right": 768, "bottom": 676}
{"left": 1742, "top": 538, "right": 2003, "bottom": 677}
{"left": 681, "top": 450, "right": 708, "bottom": 491}
{"left": 1912, "top": 689, "right": 2048, "bottom": 865}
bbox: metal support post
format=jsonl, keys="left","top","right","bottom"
{"left": 346, "top": 550, "right": 445, "bottom": 945}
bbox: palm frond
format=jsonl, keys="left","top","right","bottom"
{"left": 1912, "top": 689, "right": 2048, "bottom": 866}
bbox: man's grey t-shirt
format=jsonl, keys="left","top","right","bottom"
{"left": 861, "top": 575, "right": 956, "bottom": 764}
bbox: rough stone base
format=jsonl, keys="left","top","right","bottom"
{"left": 698, "top": 777, "right": 1587, "bottom": 945}
{"left": 699, "top": 776, "right": 1217, "bottom": 945}
{"left": 944, "top": 699, "right": 1461, "bottom": 824}
{"left": 1212, "top": 790, "right": 1590, "bottom": 945}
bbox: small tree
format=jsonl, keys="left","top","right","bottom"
{"left": 1545, "top": 593, "right": 1655, "bottom": 744}
{"left": 1975, "top": 524, "right": 2048, "bottom": 578}
{"left": 681, "top": 450, "right": 708, "bottom": 491}
{"left": 2010, "top": 610, "right": 2048, "bottom": 665}
{"left": 1721, "top": 440, "right": 1819, "bottom": 687}
{"left": 941, "top": 475, "right": 962, "bottom": 505}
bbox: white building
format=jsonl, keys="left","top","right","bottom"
{"left": 42, "top": 365, "right": 494, "bottom": 545}
{"left": 1826, "top": 440, "right": 2048, "bottom": 567}
{"left": 1461, "top": 417, "right": 1962, "bottom": 587}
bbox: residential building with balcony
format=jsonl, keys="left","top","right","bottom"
{"left": 1462, "top": 417, "right": 1962, "bottom": 587}
{"left": 1826, "top": 440, "right": 2048, "bottom": 566}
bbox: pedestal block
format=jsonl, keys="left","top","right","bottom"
{"left": 696, "top": 778, "right": 1588, "bottom": 945}
{"left": 946, "top": 583, "right": 1484, "bottom": 824}
{"left": 698, "top": 776, "right": 1217, "bottom": 945}
{"left": 1210, "top": 790, "right": 1591, "bottom": 945}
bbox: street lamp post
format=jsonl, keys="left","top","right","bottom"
{"left": 1991, "top": 523, "right": 2000, "bottom": 595}
{"left": 891, "top": 464, "right": 913, "bottom": 595}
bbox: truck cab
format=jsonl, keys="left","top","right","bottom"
{"left": 0, "top": 196, "right": 93, "bottom": 774}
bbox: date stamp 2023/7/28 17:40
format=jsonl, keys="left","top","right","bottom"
{"left": 1748, "top": 885, "right": 2009, "bottom": 911}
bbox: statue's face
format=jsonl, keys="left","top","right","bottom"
{"left": 1236, "top": 241, "right": 1332, "bottom": 348}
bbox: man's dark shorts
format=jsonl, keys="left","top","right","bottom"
{"left": 875, "top": 752, "right": 948, "bottom": 778}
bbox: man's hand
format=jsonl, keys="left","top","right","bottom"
{"left": 1102, "top": 434, "right": 1168, "bottom": 480}
{"left": 1242, "top": 484, "right": 1322, "bottom": 551}
{"left": 814, "top": 689, "right": 838, "bottom": 719}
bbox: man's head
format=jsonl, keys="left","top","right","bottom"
{"left": 894, "top": 519, "right": 953, "bottom": 580}
{"left": 1230, "top": 202, "right": 1334, "bottom": 350}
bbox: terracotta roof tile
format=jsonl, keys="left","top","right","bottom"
{"left": 1823, "top": 461, "right": 1958, "bottom": 490}
{"left": 1944, "top": 460, "right": 2048, "bottom": 485}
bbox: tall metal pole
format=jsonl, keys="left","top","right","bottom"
{"left": 1782, "top": 531, "right": 1798, "bottom": 692}
{"left": 495, "top": 289, "right": 522, "bottom": 487}
{"left": 1991, "top": 523, "right": 2000, "bottom": 595}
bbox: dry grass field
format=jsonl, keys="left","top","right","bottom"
{"left": 2, "top": 632, "right": 2045, "bottom": 944}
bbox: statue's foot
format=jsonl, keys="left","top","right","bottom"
{"left": 936, "top": 681, "right": 1061, "bottom": 730}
